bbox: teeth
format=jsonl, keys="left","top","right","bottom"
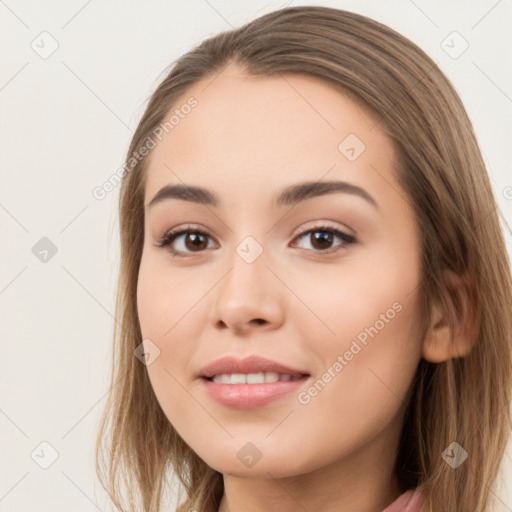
{"left": 211, "top": 372, "right": 301, "bottom": 384}
{"left": 231, "top": 373, "right": 246, "bottom": 384}
{"left": 247, "top": 372, "right": 266, "bottom": 384}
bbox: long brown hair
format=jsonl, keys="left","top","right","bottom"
{"left": 95, "top": 6, "right": 512, "bottom": 511}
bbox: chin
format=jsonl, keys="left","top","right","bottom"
{"left": 201, "top": 449, "right": 311, "bottom": 479}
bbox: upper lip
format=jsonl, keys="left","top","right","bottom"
{"left": 199, "top": 355, "right": 310, "bottom": 379}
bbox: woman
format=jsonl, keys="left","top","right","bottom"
{"left": 95, "top": 6, "right": 512, "bottom": 511}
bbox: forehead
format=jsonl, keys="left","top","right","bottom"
{"left": 143, "top": 64, "right": 397, "bottom": 205}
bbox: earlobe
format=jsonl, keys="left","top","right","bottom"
{"left": 422, "top": 269, "right": 477, "bottom": 363}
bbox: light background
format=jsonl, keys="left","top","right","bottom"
{"left": 1, "top": 0, "right": 511, "bottom": 510}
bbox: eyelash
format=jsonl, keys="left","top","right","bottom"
{"left": 154, "top": 223, "right": 356, "bottom": 258}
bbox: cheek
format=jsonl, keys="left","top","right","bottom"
{"left": 305, "top": 285, "right": 422, "bottom": 404}
{"left": 293, "top": 295, "right": 422, "bottom": 468}
{"left": 136, "top": 255, "right": 208, "bottom": 409}
{"left": 289, "top": 244, "right": 421, "bottom": 346}
{"left": 136, "top": 253, "right": 204, "bottom": 339}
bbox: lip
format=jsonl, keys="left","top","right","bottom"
{"left": 199, "top": 355, "right": 309, "bottom": 379}
{"left": 198, "top": 355, "right": 310, "bottom": 409}
{"left": 201, "top": 378, "right": 309, "bottom": 408}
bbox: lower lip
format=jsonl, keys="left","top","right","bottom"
{"left": 201, "top": 376, "right": 309, "bottom": 408}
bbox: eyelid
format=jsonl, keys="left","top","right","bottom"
{"left": 291, "top": 219, "right": 355, "bottom": 239}
{"left": 162, "top": 223, "right": 212, "bottom": 239}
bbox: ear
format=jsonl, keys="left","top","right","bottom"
{"left": 422, "top": 269, "right": 477, "bottom": 363}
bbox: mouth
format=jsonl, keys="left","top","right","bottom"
{"left": 198, "top": 355, "right": 311, "bottom": 408}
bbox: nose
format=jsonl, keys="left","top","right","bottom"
{"left": 210, "top": 246, "right": 285, "bottom": 334}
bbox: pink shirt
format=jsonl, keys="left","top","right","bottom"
{"left": 382, "top": 488, "right": 423, "bottom": 512}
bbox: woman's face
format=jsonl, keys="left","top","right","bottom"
{"left": 137, "top": 64, "right": 425, "bottom": 478}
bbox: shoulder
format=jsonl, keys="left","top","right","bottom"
{"left": 382, "top": 488, "right": 423, "bottom": 512}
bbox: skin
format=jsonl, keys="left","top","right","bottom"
{"left": 136, "top": 62, "right": 464, "bottom": 512}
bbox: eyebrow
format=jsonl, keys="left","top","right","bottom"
{"left": 146, "top": 180, "right": 378, "bottom": 210}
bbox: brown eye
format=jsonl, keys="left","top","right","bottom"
{"left": 309, "top": 231, "right": 334, "bottom": 250}
{"left": 182, "top": 232, "right": 209, "bottom": 251}
{"left": 293, "top": 226, "right": 355, "bottom": 253}
{"left": 155, "top": 226, "right": 216, "bottom": 256}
